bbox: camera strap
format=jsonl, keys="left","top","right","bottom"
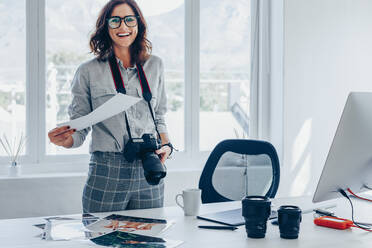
{"left": 108, "top": 53, "right": 160, "bottom": 140}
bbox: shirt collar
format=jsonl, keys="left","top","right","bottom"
{"left": 115, "top": 57, "right": 136, "bottom": 70}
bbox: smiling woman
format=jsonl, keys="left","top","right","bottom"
{"left": 48, "top": 0, "right": 172, "bottom": 213}
{"left": 89, "top": 0, "right": 149, "bottom": 66}
{"left": 45, "top": 0, "right": 185, "bottom": 156}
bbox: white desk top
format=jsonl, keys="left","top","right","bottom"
{"left": 1, "top": 196, "right": 372, "bottom": 248}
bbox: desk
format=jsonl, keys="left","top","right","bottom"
{"left": 1, "top": 196, "right": 372, "bottom": 247}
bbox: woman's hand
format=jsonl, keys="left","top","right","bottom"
{"left": 155, "top": 145, "right": 171, "bottom": 164}
{"left": 48, "top": 126, "right": 76, "bottom": 148}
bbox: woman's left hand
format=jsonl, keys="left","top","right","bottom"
{"left": 155, "top": 146, "right": 171, "bottom": 164}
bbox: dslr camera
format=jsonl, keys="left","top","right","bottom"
{"left": 123, "top": 133, "right": 166, "bottom": 185}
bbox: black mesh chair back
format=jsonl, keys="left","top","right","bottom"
{"left": 199, "top": 139, "right": 280, "bottom": 203}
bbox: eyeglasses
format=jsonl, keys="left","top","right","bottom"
{"left": 107, "top": 15, "right": 139, "bottom": 29}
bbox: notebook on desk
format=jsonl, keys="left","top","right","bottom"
{"left": 197, "top": 208, "right": 277, "bottom": 227}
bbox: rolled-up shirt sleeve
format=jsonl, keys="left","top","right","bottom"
{"left": 154, "top": 59, "right": 168, "bottom": 134}
{"left": 68, "top": 65, "right": 92, "bottom": 148}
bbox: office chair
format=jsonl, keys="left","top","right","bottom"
{"left": 199, "top": 139, "right": 280, "bottom": 204}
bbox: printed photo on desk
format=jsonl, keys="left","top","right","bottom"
{"left": 90, "top": 231, "right": 183, "bottom": 248}
{"left": 39, "top": 218, "right": 103, "bottom": 241}
{"left": 85, "top": 214, "right": 174, "bottom": 236}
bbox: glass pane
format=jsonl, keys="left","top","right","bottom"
{"left": 0, "top": 0, "right": 26, "bottom": 157}
{"left": 200, "top": 0, "right": 251, "bottom": 151}
{"left": 139, "top": 0, "right": 185, "bottom": 151}
{"left": 45, "top": 0, "right": 106, "bottom": 155}
{"left": 212, "top": 152, "right": 273, "bottom": 200}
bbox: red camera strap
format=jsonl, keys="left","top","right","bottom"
{"left": 108, "top": 53, "right": 160, "bottom": 139}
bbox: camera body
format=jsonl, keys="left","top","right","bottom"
{"left": 123, "top": 133, "right": 166, "bottom": 185}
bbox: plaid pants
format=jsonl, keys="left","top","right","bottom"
{"left": 82, "top": 151, "right": 164, "bottom": 213}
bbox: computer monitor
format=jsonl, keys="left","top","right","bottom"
{"left": 313, "top": 92, "right": 372, "bottom": 203}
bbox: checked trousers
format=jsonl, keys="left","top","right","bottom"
{"left": 82, "top": 151, "right": 164, "bottom": 213}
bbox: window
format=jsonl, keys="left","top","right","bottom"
{"left": 45, "top": 0, "right": 99, "bottom": 155}
{"left": 200, "top": 0, "right": 250, "bottom": 151}
{"left": 0, "top": 0, "right": 267, "bottom": 167}
{"left": 0, "top": 0, "right": 26, "bottom": 157}
{"left": 141, "top": 0, "right": 185, "bottom": 151}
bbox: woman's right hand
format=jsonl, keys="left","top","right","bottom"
{"left": 48, "top": 126, "right": 76, "bottom": 148}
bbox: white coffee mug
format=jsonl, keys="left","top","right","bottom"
{"left": 175, "top": 188, "right": 202, "bottom": 216}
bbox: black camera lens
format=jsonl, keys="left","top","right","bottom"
{"left": 242, "top": 196, "right": 271, "bottom": 239}
{"left": 142, "top": 152, "right": 166, "bottom": 185}
{"left": 123, "top": 133, "right": 166, "bottom": 185}
{"left": 277, "top": 205, "right": 302, "bottom": 239}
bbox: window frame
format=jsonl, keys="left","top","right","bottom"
{"left": 0, "top": 0, "right": 273, "bottom": 168}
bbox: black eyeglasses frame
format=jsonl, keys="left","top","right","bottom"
{"left": 107, "top": 15, "right": 140, "bottom": 29}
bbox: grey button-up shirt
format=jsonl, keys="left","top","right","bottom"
{"left": 68, "top": 55, "right": 168, "bottom": 153}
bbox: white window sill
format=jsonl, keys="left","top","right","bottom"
{"left": 0, "top": 162, "right": 87, "bottom": 179}
{"left": 0, "top": 157, "right": 206, "bottom": 180}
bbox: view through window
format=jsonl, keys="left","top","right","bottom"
{"left": 0, "top": 0, "right": 252, "bottom": 161}
{"left": 0, "top": 0, "right": 26, "bottom": 157}
{"left": 200, "top": 0, "right": 250, "bottom": 151}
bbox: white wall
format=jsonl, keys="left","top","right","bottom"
{"left": 279, "top": 0, "right": 372, "bottom": 197}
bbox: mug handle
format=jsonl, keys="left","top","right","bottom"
{"left": 175, "top": 194, "right": 184, "bottom": 209}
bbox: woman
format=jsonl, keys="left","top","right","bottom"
{"left": 48, "top": 0, "right": 172, "bottom": 213}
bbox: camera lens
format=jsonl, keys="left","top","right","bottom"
{"left": 242, "top": 196, "right": 271, "bottom": 239}
{"left": 278, "top": 205, "right": 302, "bottom": 239}
{"left": 142, "top": 152, "right": 166, "bottom": 185}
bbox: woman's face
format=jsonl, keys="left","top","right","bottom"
{"left": 108, "top": 3, "right": 138, "bottom": 51}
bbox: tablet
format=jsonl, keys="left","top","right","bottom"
{"left": 197, "top": 208, "right": 277, "bottom": 226}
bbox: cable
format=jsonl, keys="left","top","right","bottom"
{"left": 347, "top": 188, "right": 372, "bottom": 202}
{"left": 338, "top": 189, "right": 372, "bottom": 232}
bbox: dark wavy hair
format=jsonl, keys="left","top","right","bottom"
{"left": 89, "top": 0, "right": 152, "bottom": 64}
